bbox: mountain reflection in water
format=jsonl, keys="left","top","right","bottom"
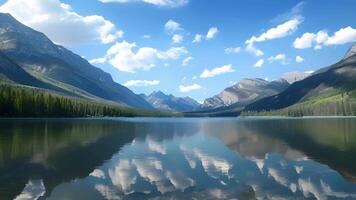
{"left": 1, "top": 117, "right": 356, "bottom": 199}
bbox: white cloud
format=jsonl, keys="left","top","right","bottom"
{"left": 245, "top": 43, "right": 264, "bottom": 57}
{"left": 293, "top": 32, "right": 316, "bottom": 49}
{"left": 296, "top": 55, "right": 304, "bottom": 63}
{"left": 99, "top": 0, "right": 189, "bottom": 8}
{"left": 123, "top": 80, "right": 160, "bottom": 87}
{"left": 325, "top": 26, "right": 356, "bottom": 45}
{"left": 268, "top": 54, "right": 287, "bottom": 64}
{"left": 179, "top": 84, "right": 202, "bottom": 92}
{"left": 200, "top": 64, "right": 234, "bottom": 78}
{"left": 164, "top": 19, "right": 182, "bottom": 33}
{"left": 0, "top": 0, "right": 123, "bottom": 46}
{"left": 106, "top": 41, "right": 187, "bottom": 73}
{"left": 225, "top": 47, "right": 241, "bottom": 54}
{"left": 192, "top": 34, "right": 203, "bottom": 43}
{"left": 164, "top": 46, "right": 188, "bottom": 59}
{"left": 294, "top": 27, "right": 356, "bottom": 49}
{"left": 254, "top": 59, "right": 264, "bottom": 67}
{"left": 172, "top": 34, "right": 183, "bottom": 44}
{"left": 143, "top": 34, "right": 151, "bottom": 39}
{"left": 89, "top": 57, "right": 107, "bottom": 64}
{"left": 246, "top": 18, "right": 301, "bottom": 44}
{"left": 182, "top": 56, "right": 193, "bottom": 66}
{"left": 206, "top": 27, "right": 218, "bottom": 40}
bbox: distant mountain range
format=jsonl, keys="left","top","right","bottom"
{"left": 200, "top": 78, "right": 290, "bottom": 111}
{"left": 0, "top": 13, "right": 152, "bottom": 109}
{"left": 245, "top": 43, "right": 356, "bottom": 114}
{"left": 0, "top": 13, "right": 355, "bottom": 116}
{"left": 141, "top": 91, "right": 200, "bottom": 112}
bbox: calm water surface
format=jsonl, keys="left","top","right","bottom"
{"left": 0, "top": 117, "right": 356, "bottom": 199}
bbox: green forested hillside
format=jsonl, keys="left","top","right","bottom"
{"left": 242, "top": 89, "right": 356, "bottom": 116}
{"left": 0, "top": 84, "right": 175, "bottom": 117}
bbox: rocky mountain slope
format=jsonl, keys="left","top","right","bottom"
{"left": 141, "top": 91, "right": 200, "bottom": 112}
{"left": 201, "top": 78, "right": 290, "bottom": 110}
{"left": 245, "top": 43, "right": 356, "bottom": 112}
{"left": 0, "top": 13, "right": 152, "bottom": 109}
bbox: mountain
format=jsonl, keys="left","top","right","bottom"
{"left": 281, "top": 71, "right": 312, "bottom": 84}
{"left": 245, "top": 43, "right": 356, "bottom": 113}
{"left": 141, "top": 91, "right": 200, "bottom": 112}
{"left": 0, "top": 13, "right": 152, "bottom": 109}
{"left": 201, "top": 78, "right": 290, "bottom": 110}
{"left": 0, "top": 50, "right": 46, "bottom": 87}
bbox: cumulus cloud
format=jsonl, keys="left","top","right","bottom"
{"left": 325, "top": 27, "right": 356, "bottom": 45}
{"left": 179, "top": 84, "right": 202, "bottom": 92}
{"left": 99, "top": 0, "right": 189, "bottom": 8}
{"left": 192, "top": 34, "right": 203, "bottom": 43}
{"left": 206, "top": 27, "right": 218, "bottom": 40}
{"left": 254, "top": 59, "right": 264, "bottom": 67}
{"left": 200, "top": 64, "right": 234, "bottom": 78}
{"left": 123, "top": 80, "right": 160, "bottom": 87}
{"left": 164, "top": 19, "right": 183, "bottom": 33}
{"left": 225, "top": 47, "right": 241, "bottom": 54}
{"left": 0, "top": 0, "right": 124, "bottom": 46}
{"left": 294, "top": 32, "right": 317, "bottom": 49}
{"left": 105, "top": 41, "right": 187, "bottom": 73}
{"left": 296, "top": 55, "right": 304, "bottom": 63}
{"left": 268, "top": 54, "right": 287, "bottom": 64}
{"left": 245, "top": 43, "right": 264, "bottom": 57}
{"left": 172, "top": 34, "right": 183, "bottom": 44}
{"left": 246, "top": 18, "right": 301, "bottom": 45}
{"left": 293, "top": 27, "right": 356, "bottom": 49}
{"left": 182, "top": 56, "right": 193, "bottom": 66}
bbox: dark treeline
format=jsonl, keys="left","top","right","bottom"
{"left": 241, "top": 99, "right": 356, "bottom": 117}
{"left": 0, "top": 85, "right": 173, "bottom": 117}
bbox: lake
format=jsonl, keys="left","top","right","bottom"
{"left": 1, "top": 117, "right": 356, "bottom": 200}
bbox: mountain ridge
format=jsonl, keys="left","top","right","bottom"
{"left": 245, "top": 43, "right": 356, "bottom": 113}
{"left": 141, "top": 91, "right": 200, "bottom": 112}
{"left": 200, "top": 78, "right": 290, "bottom": 110}
{"left": 0, "top": 13, "right": 152, "bottom": 109}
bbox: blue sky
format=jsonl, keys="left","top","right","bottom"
{"left": 0, "top": 0, "right": 356, "bottom": 102}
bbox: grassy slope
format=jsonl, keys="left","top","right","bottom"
{"left": 241, "top": 89, "right": 356, "bottom": 116}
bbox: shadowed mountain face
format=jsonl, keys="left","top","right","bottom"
{"left": 0, "top": 50, "right": 47, "bottom": 87}
{"left": 201, "top": 78, "right": 290, "bottom": 110}
{"left": 246, "top": 43, "right": 356, "bottom": 111}
{"left": 141, "top": 91, "right": 201, "bottom": 112}
{"left": 0, "top": 13, "right": 152, "bottom": 109}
